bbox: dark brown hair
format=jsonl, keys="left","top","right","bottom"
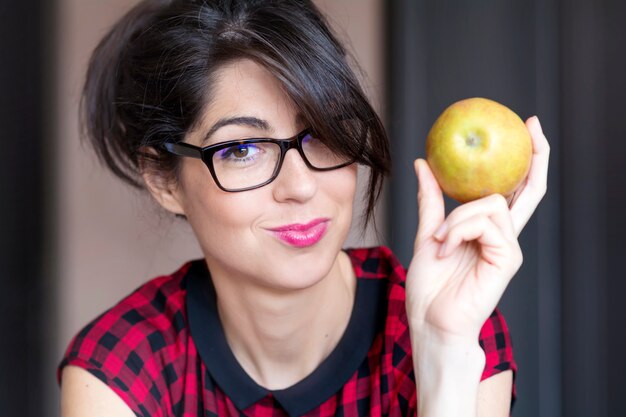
{"left": 82, "top": 0, "right": 390, "bottom": 226}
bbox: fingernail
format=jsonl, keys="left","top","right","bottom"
{"left": 533, "top": 115, "right": 543, "bottom": 131}
{"left": 415, "top": 159, "right": 423, "bottom": 176}
{"left": 434, "top": 223, "right": 447, "bottom": 239}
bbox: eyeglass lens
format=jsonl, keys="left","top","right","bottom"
{"left": 211, "top": 132, "right": 350, "bottom": 190}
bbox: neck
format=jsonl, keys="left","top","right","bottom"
{"left": 208, "top": 251, "right": 356, "bottom": 390}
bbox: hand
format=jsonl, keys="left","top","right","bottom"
{"left": 406, "top": 116, "right": 550, "bottom": 346}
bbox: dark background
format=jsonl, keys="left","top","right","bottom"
{"left": 1, "top": 0, "right": 625, "bottom": 416}
{"left": 0, "top": 0, "right": 48, "bottom": 416}
{"left": 386, "top": 0, "right": 626, "bottom": 416}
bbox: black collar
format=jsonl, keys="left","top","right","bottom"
{"left": 186, "top": 254, "right": 387, "bottom": 417}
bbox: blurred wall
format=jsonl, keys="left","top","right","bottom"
{"left": 47, "top": 0, "right": 384, "bottom": 415}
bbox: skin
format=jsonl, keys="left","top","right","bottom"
{"left": 409, "top": 115, "right": 549, "bottom": 416}
{"left": 61, "top": 59, "right": 550, "bottom": 416}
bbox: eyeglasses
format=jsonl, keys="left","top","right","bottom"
{"left": 161, "top": 128, "right": 354, "bottom": 192}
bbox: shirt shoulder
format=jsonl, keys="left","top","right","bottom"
{"left": 346, "top": 245, "right": 406, "bottom": 285}
{"left": 346, "top": 245, "right": 409, "bottom": 325}
{"left": 58, "top": 260, "right": 197, "bottom": 417}
{"left": 479, "top": 307, "right": 518, "bottom": 379}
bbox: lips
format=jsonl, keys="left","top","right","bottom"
{"left": 268, "top": 218, "right": 329, "bottom": 248}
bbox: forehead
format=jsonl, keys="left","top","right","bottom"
{"left": 198, "top": 59, "right": 301, "bottom": 140}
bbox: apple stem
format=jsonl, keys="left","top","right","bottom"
{"left": 466, "top": 132, "right": 481, "bottom": 147}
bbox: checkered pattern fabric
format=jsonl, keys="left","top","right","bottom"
{"left": 59, "top": 246, "right": 516, "bottom": 416}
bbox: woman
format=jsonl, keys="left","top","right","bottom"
{"left": 59, "top": 1, "right": 549, "bottom": 416}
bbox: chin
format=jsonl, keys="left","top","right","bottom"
{"left": 260, "top": 243, "right": 342, "bottom": 292}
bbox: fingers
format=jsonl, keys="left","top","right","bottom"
{"left": 438, "top": 212, "right": 524, "bottom": 308}
{"left": 415, "top": 158, "right": 445, "bottom": 247}
{"left": 433, "top": 194, "right": 516, "bottom": 244}
{"left": 509, "top": 116, "right": 550, "bottom": 235}
{"left": 437, "top": 214, "right": 523, "bottom": 271}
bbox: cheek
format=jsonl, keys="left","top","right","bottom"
{"left": 177, "top": 159, "right": 258, "bottom": 235}
{"left": 323, "top": 165, "right": 358, "bottom": 207}
{"left": 184, "top": 191, "right": 265, "bottom": 269}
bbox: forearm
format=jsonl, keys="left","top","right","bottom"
{"left": 411, "top": 328, "right": 486, "bottom": 417}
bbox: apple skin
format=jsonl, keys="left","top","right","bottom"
{"left": 425, "top": 97, "right": 532, "bottom": 203}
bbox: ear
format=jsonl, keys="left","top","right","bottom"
{"left": 139, "top": 147, "right": 186, "bottom": 216}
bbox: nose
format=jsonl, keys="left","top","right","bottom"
{"left": 271, "top": 148, "right": 317, "bottom": 203}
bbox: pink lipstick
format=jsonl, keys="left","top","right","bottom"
{"left": 269, "top": 218, "right": 329, "bottom": 248}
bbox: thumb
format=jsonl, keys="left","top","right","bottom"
{"left": 414, "top": 158, "right": 445, "bottom": 249}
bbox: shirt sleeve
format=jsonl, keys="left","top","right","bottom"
{"left": 58, "top": 311, "right": 167, "bottom": 417}
{"left": 57, "top": 268, "right": 192, "bottom": 417}
{"left": 478, "top": 307, "right": 517, "bottom": 406}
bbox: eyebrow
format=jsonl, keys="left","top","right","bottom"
{"left": 202, "top": 114, "right": 307, "bottom": 145}
{"left": 202, "top": 116, "right": 272, "bottom": 145}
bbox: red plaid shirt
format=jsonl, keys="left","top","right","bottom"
{"left": 59, "top": 246, "right": 516, "bottom": 416}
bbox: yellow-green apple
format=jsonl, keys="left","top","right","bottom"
{"left": 425, "top": 97, "right": 532, "bottom": 203}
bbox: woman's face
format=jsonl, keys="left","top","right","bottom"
{"left": 167, "top": 59, "right": 357, "bottom": 291}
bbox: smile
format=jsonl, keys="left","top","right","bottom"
{"left": 268, "top": 218, "right": 329, "bottom": 248}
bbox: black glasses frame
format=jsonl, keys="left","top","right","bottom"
{"left": 161, "top": 128, "right": 354, "bottom": 192}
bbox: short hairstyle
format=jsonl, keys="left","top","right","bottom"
{"left": 82, "top": 0, "right": 390, "bottom": 226}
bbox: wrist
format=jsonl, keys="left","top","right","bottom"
{"left": 411, "top": 331, "right": 485, "bottom": 417}
{"left": 413, "top": 335, "right": 485, "bottom": 383}
{"left": 405, "top": 300, "right": 484, "bottom": 348}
